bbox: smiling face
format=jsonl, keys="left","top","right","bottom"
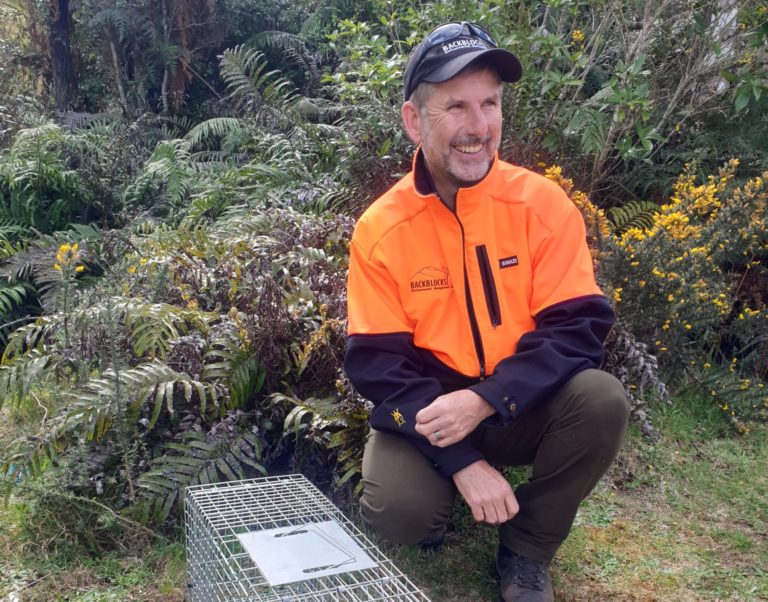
{"left": 402, "top": 66, "right": 503, "bottom": 206}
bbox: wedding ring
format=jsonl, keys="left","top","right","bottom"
{"left": 434, "top": 430, "right": 442, "bottom": 441}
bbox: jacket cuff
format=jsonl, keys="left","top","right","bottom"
{"left": 428, "top": 441, "right": 485, "bottom": 477}
{"left": 468, "top": 379, "right": 520, "bottom": 425}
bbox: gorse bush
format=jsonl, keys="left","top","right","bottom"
{"left": 545, "top": 162, "right": 768, "bottom": 429}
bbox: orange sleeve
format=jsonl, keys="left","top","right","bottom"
{"left": 346, "top": 235, "right": 415, "bottom": 335}
{"left": 529, "top": 203, "right": 602, "bottom": 316}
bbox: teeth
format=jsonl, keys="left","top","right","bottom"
{"left": 455, "top": 144, "right": 483, "bottom": 153}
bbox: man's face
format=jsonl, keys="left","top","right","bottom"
{"left": 404, "top": 68, "right": 503, "bottom": 199}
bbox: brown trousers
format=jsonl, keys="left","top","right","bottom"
{"left": 360, "top": 369, "right": 629, "bottom": 562}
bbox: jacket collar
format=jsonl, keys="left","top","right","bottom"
{"left": 411, "top": 146, "right": 500, "bottom": 211}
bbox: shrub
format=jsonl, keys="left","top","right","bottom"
{"left": 546, "top": 162, "right": 768, "bottom": 430}
{"left": 0, "top": 206, "right": 354, "bottom": 526}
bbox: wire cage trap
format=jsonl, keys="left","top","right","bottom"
{"left": 185, "top": 474, "right": 432, "bottom": 601}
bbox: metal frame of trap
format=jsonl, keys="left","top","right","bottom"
{"left": 184, "top": 474, "right": 432, "bottom": 601}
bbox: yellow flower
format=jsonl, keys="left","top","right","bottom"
{"left": 571, "top": 29, "right": 585, "bottom": 43}
{"left": 187, "top": 299, "right": 199, "bottom": 310}
{"left": 75, "top": 265, "right": 85, "bottom": 273}
{"left": 128, "top": 266, "right": 137, "bottom": 274}
{"left": 54, "top": 263, "right": 61, "bottom": 271}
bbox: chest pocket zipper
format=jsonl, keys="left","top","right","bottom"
{"left": 476, "top": 245, "right": 502, "bottom": 328}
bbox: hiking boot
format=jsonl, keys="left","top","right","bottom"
{"left": 497, "top": 544, "right": 554, "bottom": 602}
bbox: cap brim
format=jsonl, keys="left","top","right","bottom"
{"left": 423, "top": 48, "right": 522, "bottom": 85}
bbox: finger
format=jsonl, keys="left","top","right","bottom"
{"left": 415, "top": 403, "right": 438, "bottom": 423}
{"left": 505, "top": 494, "right": 519, "bottom": 520}
{"left": 470, "top": 503, "right": 485, "bottom": 523}
{"left": 507, "top": 495, "right": 520, "bottom": 520}
{"left": 483, "top": 503, "right": 498, "bottom": 525}
{"left": 433, "top": 430, "right": 450, "bottom": 447}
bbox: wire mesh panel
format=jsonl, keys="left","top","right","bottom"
{"left": 185, "top": 474, "right": 432, "bottom": 601}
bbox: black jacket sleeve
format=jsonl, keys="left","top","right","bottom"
{"left": 344, "top": 332, "right": 484, "bottom": 477}
{"left": 469, "top": 294, "right": 615, "bottom": 424}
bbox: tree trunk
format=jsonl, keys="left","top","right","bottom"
{"left": 104, "top": 26, "right": 131, "bottom": 116}
{"left": 49, "top": 0, "right": 70, "bottom": 110}
{"left": 160, "top": 0, "right": 170, "bottom": 114}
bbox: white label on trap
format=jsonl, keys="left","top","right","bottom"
{"left": 237, "top": 520, "right": 377, "bottom": 586}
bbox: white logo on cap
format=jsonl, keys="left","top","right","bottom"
{"left": 441, "top": 39, "right": 487, "bottom": 54}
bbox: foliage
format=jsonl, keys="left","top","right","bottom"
{"left": 319, "top": 0, "right": 768, "bottom": 205}
{"left": 0, "top": 0, "right": 767, "bottom": 546}
{"left": 0, "top": 205, "right": 353, "bottom": 525}
{"left": 546, "top": 161, "right": 768, "bottom": 429}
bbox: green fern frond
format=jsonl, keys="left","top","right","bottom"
{"left": 250, "top": 31, "right": 320, "bottom": 95}
{"left": 61, "top": 361, "right": 221, "bottom": 441}
{"left": 137, "top": 427, "right": 265, "bottom": 525}
{"left": 126, "top": 302, "right": 216, "bottom": 360}
{"left": 607, "top": 200, "right": 659, "bottom": 234}
{"left": 0, "top": 281, "right": 27, "bottom": 314}
{"left": 564, "top": 107, "right": 608, "bottom": 156}
{"left": 0, "top": 349, "right": 50, "bottom": 409}
{"left": 219, "top": 46, "right": 299, "bottom": 122}
{"left": 184, "top": 117, "right": 248, "bottom": 152}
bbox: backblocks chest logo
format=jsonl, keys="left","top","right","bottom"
{"left": 410, "top": 265, "right": 452, "bottom": 293}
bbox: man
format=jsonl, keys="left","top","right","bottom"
{"left": 344, "top": 21, "right": 629, "bottom": 602}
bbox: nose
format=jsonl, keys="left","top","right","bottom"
{"left": 465, "top": 103, "right": 489, "bottom": 138}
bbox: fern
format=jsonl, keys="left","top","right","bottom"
{"left": 219, "top": 46, "right": 299, "bottom": 125}
{"left": 607, "top": 200, "right": 659, "bottom": 234}
{"left": 250, "top": 31, "right": 320, "bottom": 95}
{"left": 136, "top": 423, "right": 265, "bottom": 524}
{"left": 184, "top": 117, "right": 249, "bottom": 152}
{"left": 126, "top": 302, "right": 215, "bottom": 360}
{"left": 0, "top": 349, "right": 50, "bottom": 409}
{"left": 564, "top": 106, "right": 608, "bottom": 156}
{"left": 275, "top": 378, "right": 370, "bottom": 493}
{"left": 0, "top": 281, "right": 27, "bottom": 314}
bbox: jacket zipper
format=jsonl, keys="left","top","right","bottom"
{"left": 476, "top": 244, "right": 502, "bottom": 328}
{"left": 452, "top": 211, "right": 486, "bottom": 378}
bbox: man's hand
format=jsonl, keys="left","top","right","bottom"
{"left": 414, "top": 389, "right": 495, "bottom": 447}
{"left": 452, "top": 460, "right": 519, "bottom": 524}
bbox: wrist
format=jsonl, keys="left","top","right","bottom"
{"left": 470, "top": 390, "right": 496, "bottom": 419}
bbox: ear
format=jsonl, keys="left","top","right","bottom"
{"left": 401, "top": 101, "right": 423, "bottom": 144}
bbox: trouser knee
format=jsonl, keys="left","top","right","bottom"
{"left": 360, "top": 486, "right": 448, "bottom": 546}
{"left": 360, "top": 430, "right": 454, "bottom": 546}
{"left": 566, "top": 369, "right": 630, "bottom": 450}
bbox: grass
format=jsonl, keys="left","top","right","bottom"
{"left": 1, "top": 393, "right": 767, "bottom": 601}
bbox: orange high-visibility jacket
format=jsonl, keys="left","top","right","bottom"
{"left": 345, "top": 151, "right": 615, "bottom": 476}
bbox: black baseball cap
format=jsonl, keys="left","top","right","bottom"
{"left": 403, "top": 22, "right": 522, "bottom": 101}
